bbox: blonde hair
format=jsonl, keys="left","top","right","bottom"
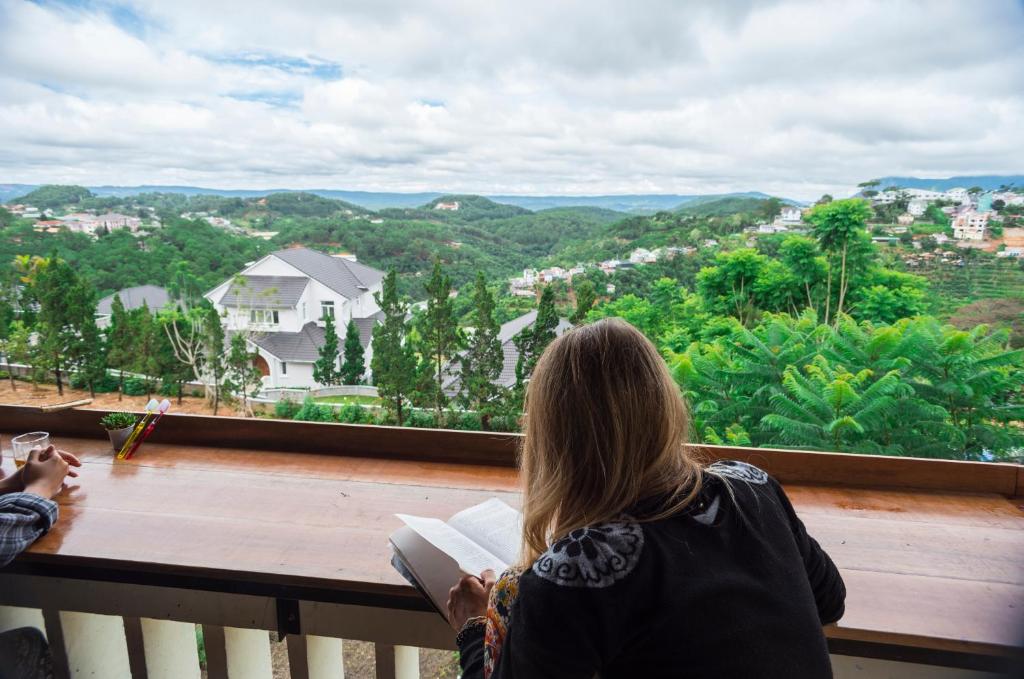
{"left": 519, "top": 317, "right": 704, "bottom": 566}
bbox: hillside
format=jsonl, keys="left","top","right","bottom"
{"left": 865, "top": 175, "right": 1023, "bottom": 192}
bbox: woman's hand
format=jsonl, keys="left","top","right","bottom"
{"left": 22, "top": 446, "right": 79, "bottom": 499}
{"left": 446, "top": 569, "right": 496, "bottom": 631}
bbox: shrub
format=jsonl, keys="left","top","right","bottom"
{"left": 99, "top": 411, "right": 138, "bottom": 430}
{"left": 450, "top": 411, "right": 482, "bottom": 431}
{"left": 274, "top": 398, "right": 301, "bottom": 419}
{"left": 337, "top": 404, "right": 372, "bottom": 424}
{"left": 123, "top": 377, "right": 154, "bottom": 396}
{"left": 293, "top": 395, "right": 333, "bottom": 422}
{"left": 405, "top": 410, "right": 438, "bottom": 428}
{"left": 71, "top": 372, "right": 120, "bottom": 393}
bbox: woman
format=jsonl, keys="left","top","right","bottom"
{"left": 448, "top": 318, "right": 845, "bottom": 678}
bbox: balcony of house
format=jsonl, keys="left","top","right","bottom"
{"left": 0, "top": 403, "right": 1021, "bottom": 679}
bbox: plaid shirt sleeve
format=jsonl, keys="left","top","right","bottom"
{"left": 0, "top": 492, "right": 58, "bottom": 568}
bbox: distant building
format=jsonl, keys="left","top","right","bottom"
{"left": 952, "top": 211, "right": 990, "bottom": 241}
{"left": 96, "top": 285, "right": 170, "bottom": 328}
{"left": 205, "top": 247, "right": 386, "bottom": 390}
{"left": 97, "top": 213, "right": 142, "bottom": 232}
{"left": 434, "top": 201, "right": 460, "bottom": 211}
{"left": 629, "top": 248, "right": 657, "bottom": 264}
{"left": 778, "top": 206, "right": 803, "bottom": 224}
{"left": 907, "top": 199, "right": 929, "bottom": 217}
{"left": 897, "top": 213, "right": 915, "bottom": 226}
{"left": 944, "top": 187, "right": 970, "bottom": 204}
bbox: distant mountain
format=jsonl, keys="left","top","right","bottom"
{"left": 675, "top": 195, "right": 780, "bottom": 217}
{"left": 864, "top": 175, "right": 1023, "bottom": 193}
{"left": 0, "top": 184, "right": 804, "bottom": 214}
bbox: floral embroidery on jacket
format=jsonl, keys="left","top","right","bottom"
{"left": 484, "top": 567, "right": 522, "bottom": 678}
{"left": 708, "top": 460, "right": 769, "bottom": 484}
{"left": 532, "top": 517, "right": 644, "bottom": 588}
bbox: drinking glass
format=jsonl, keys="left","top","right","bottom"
{"left": 11, "top": 431, "right": 50, "bottom": 469}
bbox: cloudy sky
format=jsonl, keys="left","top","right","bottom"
{"left": 0, "top": 0, "right": 1022, "bottom": 200}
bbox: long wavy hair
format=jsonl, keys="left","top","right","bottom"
{"left": 518, "top": 317, "right": 704, "bottom": 565}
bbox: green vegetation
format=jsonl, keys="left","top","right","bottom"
{"left": 99, "top": 412, "right": 138, "bottom": 430}
{"left": 12, "top": 185, "right": 92, "bottom": 209}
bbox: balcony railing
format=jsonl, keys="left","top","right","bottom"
{"left": 0, "top": 404, "right": 1020, "bottom": 679}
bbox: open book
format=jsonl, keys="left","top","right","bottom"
{"left": 390, "top": 498, "right": 522, "bottom": 619}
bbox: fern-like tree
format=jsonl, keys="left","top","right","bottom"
{"left": 340, "top": 319, "right": 365, "bottom": 385}
{"left": 458, "top": 271, "right": 505, "bottom": 429}
{"left": 313, "top": 314, "right": 341, "bottom": 386}
{"left": 779, "top": 236, "right": 826, "bottom": 314}
{"left": 371, "top": 269, "right": 417, "bottom": 424}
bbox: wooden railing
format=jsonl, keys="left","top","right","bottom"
{"left": 0, "top": 405, "right": 1020, "bottom": 678}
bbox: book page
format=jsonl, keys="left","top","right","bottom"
{"left": 396, "top": 513, "right": 508, "bottom": 575}
{"left": 390, "top": 526, "right": 461, "bottom": 617}
{"left": 447, "top": 498, "right": 523, "bottom": 567}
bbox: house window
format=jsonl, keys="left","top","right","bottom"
{"left": 320, "top": 301, "right": 335, "bottom": 320}
{"left": 280, "top": 361, "right": 287, "bottom": 375}
{"left": 249, "top": 309, "right": 279, "bottom": 325}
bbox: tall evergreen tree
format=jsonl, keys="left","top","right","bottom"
{"left": 371, "top": 269, "right": 417, "bottom": 424}
{"left": 226, "top": 333, "right": 262, "bottom": 416}
{"left": 131, "top": 305, "right": 159, "bottom": 399}
{"left": 416, "top": 259, "right": 464, "bottom": 424}
{"left": 807, "top": 198, "right": 872, "bottom": 324}
{"left": 0, "top": 298, "right": 17, "bottom": 391}
{"left": 34, "top": 258, "right": 92, "bottom": 395}
{"left": 340, "top": 319, "right": 366, "bottom": 385}
{"left": 106, "top": 294, "right": 135, "bottom": 400}
{"left": 513, "top": 285, "right": 560, "bottom": 406}
{"left": 203, "top": 304, "right": 226, "bottom": 415}
{"left": 76, "top": 308, "right": 107, "bottom": 398}
{"left": 458, "top": 271, "right": 504, "bottom": 428}
{"left": 570, "top": 279, "right": 597, "bottom": 324}
{"left": 313, "top": 313, "right": 341, "bottom": 386}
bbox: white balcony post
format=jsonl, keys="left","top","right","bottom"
{"left": 224, "top": 626, "right": 273, "bottom": 679}
{"left": 394, "top": 645, "right": 419, "bottom": 679}
{"left": 140, "top": 618, "right": 201, "bottom": 679}
{"left": 0, "top": 605, "right": 45, "bottom": 635}
{"left": 307, "top": 634, "right": 345, "bottom": 679}
{"left": 59, "top": 611, "right": 132, "bottom": 678}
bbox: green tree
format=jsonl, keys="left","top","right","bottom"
{"left": 570, "top": 279, "right": 597, "bottom": 324}
{"left": 0, "top": 297, "right": 17, "bottom": 391}
{"left": 807, "top": 198, "right": 873, "bottom": 324}
{"left": 340, "top": 319, "right": 366, "bottom": 385}
{"left": 225, "top": 333, "right": 262, "bottom": 416}
{"left": 371, "top": 269, "right": 417, "bottom": 424}
{"left": 415, "top": 259, "right": 463, "bottom": 424}
{"left": 513, "top": 285, "right": 560, "bottom": 399}
{"left": 204, "top": 305, "right": 226, "bottom": 415}
{"left": 75, "top": 310, "right": 107, "bottom": 398}
{"left": 313, "top": 314, "right": 342, "bottom": 386}
{"left": 155, "top": 315, "right": 194, "bottom": 403}
{"left": 3, "top": 321, "right": 33, "bottom": 389}
{"left": 106, "top": 295, "right": 135, "bottom": 399}
{"left": 780, "top": 236, "right": 826, "bottom": 313}
{"left": 457, "top": 272, "right": 504, "bottom": 428}
{"left": 696, "top": 249, "right": 767, "bottom": 326}
{"left": 34, "top": 258, "right": 94, "bottom": 395}
{"left": 131, "top": 305, "right": 160, "bottom": 399}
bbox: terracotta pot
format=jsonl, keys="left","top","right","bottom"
{"left": 106, "top": 426, "right": 134, "bottom": 454}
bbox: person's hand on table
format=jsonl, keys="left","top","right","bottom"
{"left": 21, "top": 445, "right": 80, "bottom": 499}
{"left": 447, "top": 569, "right": 496, "bottom": 631}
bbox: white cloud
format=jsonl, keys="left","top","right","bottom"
{"left": 0, "top": 0, "right": 1021, "bottom": 199}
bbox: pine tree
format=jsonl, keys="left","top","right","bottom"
{"left": 570, "top": 279, "right": 596, "bottom": 324}
{"left": 131, "top": 305, "right": 159, "bottom": 399}
{"left": 313, "top": 314, "right": 341, "bottom": 386}
{"left": 416, "top": 259, "right": 464, "bottom": 425}
{"left": 77, "top": 310, "right": 107, "bottom": 398}
{"left": 371, "top": 269, "right": 417, "bottom": 424}
{"left": 458, "top": 272, "right": 504, "bottom": 428}
{"left": 204, "top": 304, "right": 226, "bottom": 415}
{"left": 226, "top": 333, "right": 262, "bottom": 416}
{"left": 106, "top": 294, "right": 135, "bottom": 400}
{"left": 512, "top": 285, "right": 560, "bottom": 410}
{"left": 340, "top": 319, "right": 365, "bottom": 385}
{"left": 34, "top": 258, "right": 91, "bottom": 396}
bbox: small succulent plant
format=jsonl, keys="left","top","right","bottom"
{"left": 99, "top": 411, "right": 138, "bottom": 430}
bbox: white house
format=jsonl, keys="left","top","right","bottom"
{"left": 205, "top": 247, "right": 385, "bottom": 390}
{"left": 95, "top": 285, "right": 170, "bottom": 329}
{"left": 778, "top": 206, "right": 803, "bottom": 224}
{"left": 944, "top": 188, "right": 970, "bottom": 204}
{"left": 629, "top": 248, "right": 657, "bottom": 264}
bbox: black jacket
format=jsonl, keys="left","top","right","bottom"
{"left": 457, "top": 460, "right": 845, "bottom": 678}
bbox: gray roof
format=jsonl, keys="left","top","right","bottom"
{"left": 218, "top": 276, "right": 309, "bottom": 308}
{"left": 444, "top": 310, "right": 573, "bottom": 395}
{"left": 252, "top": 315, "right": 381, "bottom": 362}
{"left": 272, "top": 247, "right": 385, "bottom": 300}
{"left": 97, "top": 285, "right": 169, "bottom": 316}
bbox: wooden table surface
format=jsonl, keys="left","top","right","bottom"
{"left": 2, "top": 434, "right": 1022, "bottom": 660}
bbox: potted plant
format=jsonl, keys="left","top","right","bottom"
{"left": 100, "top": 411, "right": 138, "bottom": 453}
